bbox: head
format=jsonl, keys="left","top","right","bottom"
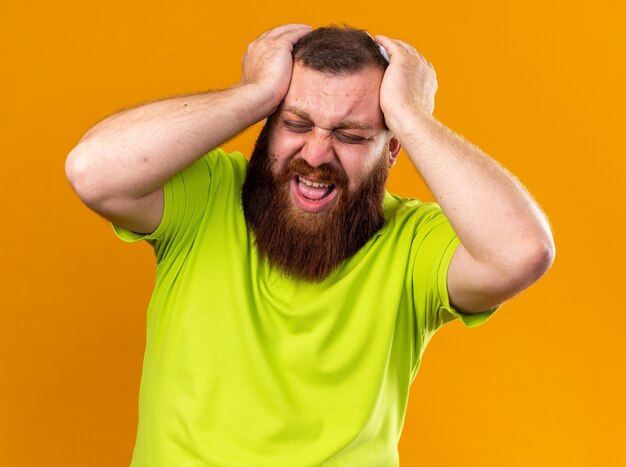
{"left": 242, "top": 26, "right": 402, "bottom": 282}
{"left": 292, "top": 26, "right": 389, "bottom": 75}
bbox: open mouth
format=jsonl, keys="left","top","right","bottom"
{"left": 291, "top": 175, "right": 339, "bottom": 213}
{"left": 296, "top": 175, "right": 335, "bottom": 201}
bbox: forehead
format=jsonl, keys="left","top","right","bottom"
{"left": 281, "top": 64, "right": 386, "bottom": 130}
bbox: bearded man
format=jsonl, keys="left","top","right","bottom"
{"left": 66, "top": 24, "right": 554, "bottom": 466}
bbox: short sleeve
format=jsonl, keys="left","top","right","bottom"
{"left": 411, "top": 203, "right": 497, "bottom": 336}
{"left": 111, "top": 150, "right": 215, "bottom": 263}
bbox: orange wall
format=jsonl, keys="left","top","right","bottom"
{"left": 2, "top": 0, "right": 624, "bottom": 465}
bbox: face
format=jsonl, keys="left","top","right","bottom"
{"left": 241, "top": 64, "right": 401, "bottom": 282}
{"left": 268, "top": 63, "right": 399, "bottom": 214}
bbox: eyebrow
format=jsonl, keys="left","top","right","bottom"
{"left": 282, "top": 105, "right": 374, "bottom": 131}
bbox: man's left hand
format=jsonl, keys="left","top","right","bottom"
{"left": 374, "top": 35, "right": 438, "bottom": 134}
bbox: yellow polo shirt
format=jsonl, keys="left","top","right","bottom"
{"left": 114, "top": 148, "right": 495, "bottom": 466}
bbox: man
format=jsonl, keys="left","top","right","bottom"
{"left": 66, "top": 24, "right": 554, "bottom": 466}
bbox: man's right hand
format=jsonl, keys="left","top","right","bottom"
{"left": 66, "top": 23, "right": 311, "bottom": 236}
{"left": 240, "top": 24, "right": 312, "bottom": 114}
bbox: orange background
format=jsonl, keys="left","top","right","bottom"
{"left": 2, "top": 0, "right": 624, "bottom": 465}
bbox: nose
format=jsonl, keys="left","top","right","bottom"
{"left": 300, "top": 129, "right": 335, "bottom": 168}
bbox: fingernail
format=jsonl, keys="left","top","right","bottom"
{"left": 378, "top": 45, "right": 390, "bottom": 63}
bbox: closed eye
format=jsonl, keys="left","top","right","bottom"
{"left": 282, "top": 118, "right": 370, "bottom": 144}
{"left": 282, "top": 119, "right": 312, "bottom": 133}
{"left": 334, "top": 131, "right": 368, "bottom": 144}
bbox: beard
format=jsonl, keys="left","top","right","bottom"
{"left": 241, "top": 119, "right": 389, "bottom": 282}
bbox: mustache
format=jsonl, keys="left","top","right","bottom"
{"left": 279, "top": 157, "right": 349, "bottom": 188}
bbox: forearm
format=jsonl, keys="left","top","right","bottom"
{"left": 66, "top": 83, "right": 272, "bottom": 203}
{"left": 395, "top": 112, "right": 554, "bottom": 271}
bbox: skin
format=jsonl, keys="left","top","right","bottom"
{"left": 66, "top": 23, "right": 555, "bottom": 314}
{"left": 65, "top": 24, "right": 313, "bottom": 234}
{"left": 269, "top": 64, "right": 401, "bottom": 214}
{"left": 374, "top": 34, "right": 555, "bottom": 312}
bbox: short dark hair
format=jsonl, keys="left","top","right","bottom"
{"left": 292, "top": 26, "right": 388, "bottom": 74}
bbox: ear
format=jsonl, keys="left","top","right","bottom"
{"left": 387, "top": 135, "right": 402, "bottom": 168}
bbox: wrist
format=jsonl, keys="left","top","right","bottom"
{"left": 234, "top": 81, "right": 285, "bottom": 122}
{"left": 385, "top": 106, "right": 437, "bottom": 143}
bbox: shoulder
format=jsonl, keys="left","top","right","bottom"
{"left": 202, "top": 147, "right": 248, "bottom": 178}
{"left": 380, "top": 193, "right": 458, "bottom": 274}
{"left": 383, "top": 192, "right": 451, "bottom": 235}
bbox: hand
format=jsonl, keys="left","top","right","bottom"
{"left": 241, "top": 24, "right": 312, "bottom": 113}
{"left": 374, "top": 35, "right": 438, "bottom": 132}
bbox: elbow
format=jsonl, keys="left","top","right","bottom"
{"left": 527, "top": 235, "right": 556, "bottom": 280}
{"left": 65, "top": 146, "right": 81, "bottom": 188}
{"left": 65, "top": 145, "right": 90, "bottom": 198}
{"left": 65, "top": 145, "right": 107, "bottom": 210}
{"left": 508, "top": 232, "right": 556, "bottom": 289}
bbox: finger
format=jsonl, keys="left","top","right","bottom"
{"left": 375, "top": 35, "right": 410, "bottom": 53}
{"left": 374, "top": 35, "right": 414, "bottom": 63}
{"left": 280, "top": 25, "right": 314, "bottom": 46}
{"left": 375, "top": 35, "right": 430, "bottom": 64}
{"left": 374, "top": 35, "right": 397, "bottom": 55}
{"left": 248, "top": 24, "right": 312, "bottom": 55}
{"left": 252, "top": 24, "right": 312, "bottom": 51}
{"left": 265, "top": 23, "right": 312, "bottom": 40}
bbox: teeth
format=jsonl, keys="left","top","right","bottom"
{"left": 298, "top": 176, "right": 331, "bottom": 188}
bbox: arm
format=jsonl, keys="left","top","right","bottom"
{"left": 65, "top": 24, "right": 312, "bottom": 234}
{"left": 375, "top": 35, "right": 555, "bottom": 313}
